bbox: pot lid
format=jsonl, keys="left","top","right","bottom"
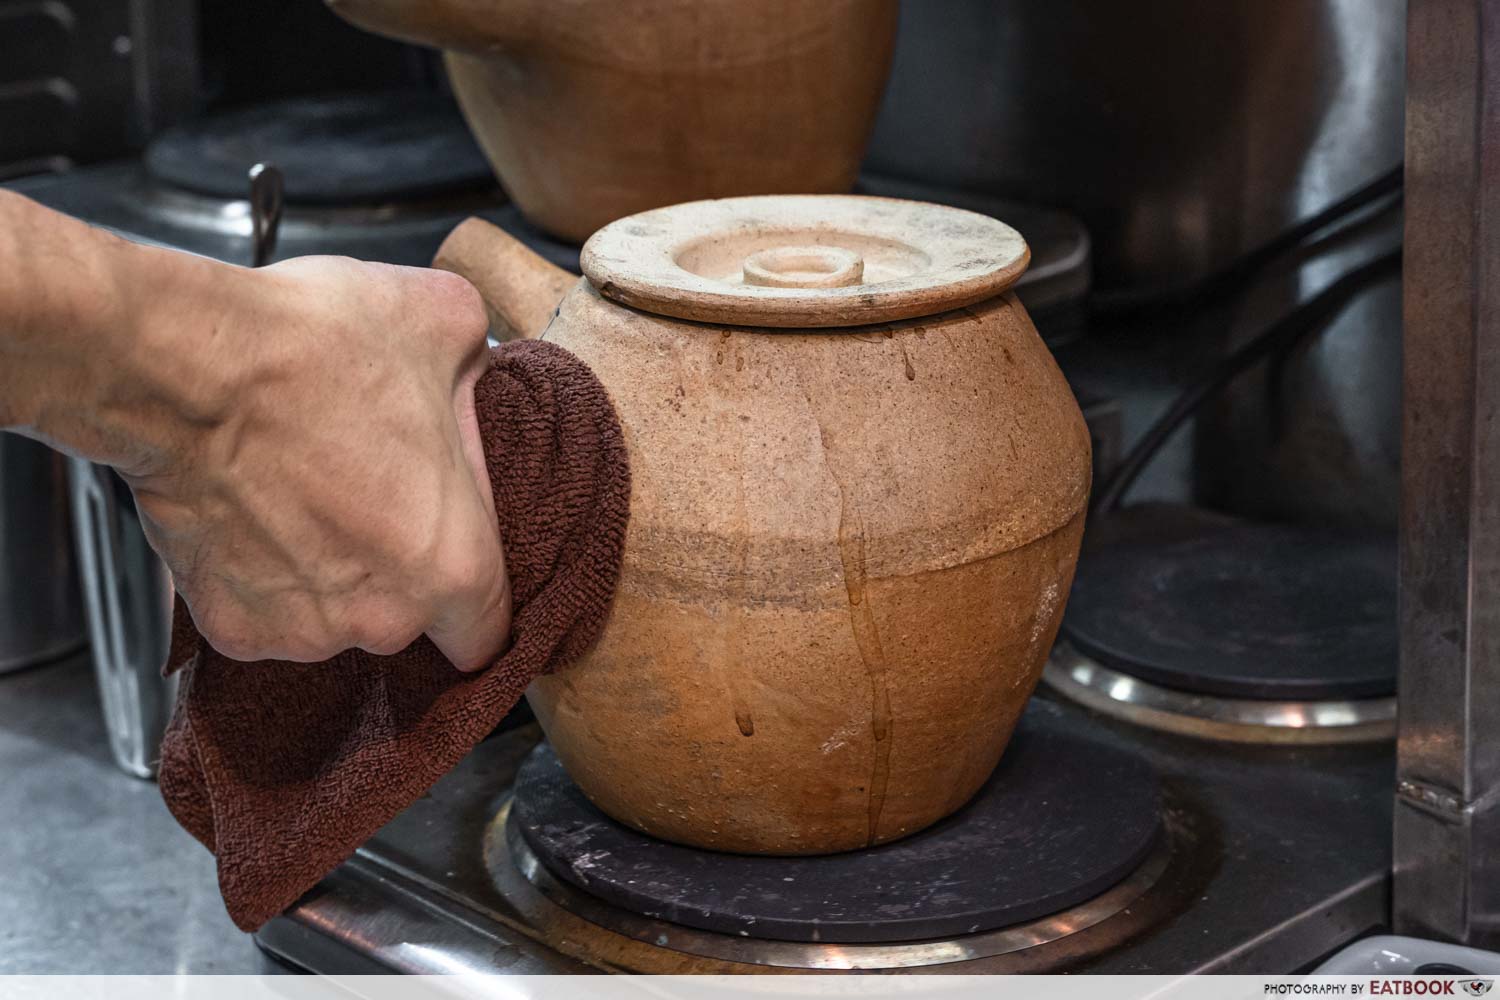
{"left": 579, "top": 195, "right": 1030, "bottom": 328}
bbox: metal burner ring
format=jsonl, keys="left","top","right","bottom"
{"left": 1044, "top": 641, "right": 1396, "bottom": 744}
{"left": 487, "top": 798, "right": 1176, "bottom": 971}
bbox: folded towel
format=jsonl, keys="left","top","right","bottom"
{"left": 157, "top": 338, "right": 630, "bottom": 932}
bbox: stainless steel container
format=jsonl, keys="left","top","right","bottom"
{"left": 865, "top": 0, "right": 1407, "bottom": 294}
{"left": 0, "top": 435, "right": 86, "bottom": 672}
{"left": 69, "top": 459, "right": 177, "bottom": 779}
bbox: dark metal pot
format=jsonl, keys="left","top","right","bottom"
{"left": 865, "top": 0, "right": 1406, "bottom": 295}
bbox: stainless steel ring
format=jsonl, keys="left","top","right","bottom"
{"left": 1043, "top": 641, "right": 1396, "bottom": 744}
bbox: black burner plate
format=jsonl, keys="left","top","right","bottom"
{"left": 145, "top": 91, "right": 494, "bottom": 204}
{"left": 1062, "top": 522, "right": 1397, "bottom": 701}
{"left": 511, "top": 706, "right": 1161, "bottom": 944}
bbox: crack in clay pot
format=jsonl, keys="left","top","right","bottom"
{"left": 804, "top": 384, "right": 894, "bottom": 846}
{"left": 839, "top": 500, "right": 896, "bottom": 848}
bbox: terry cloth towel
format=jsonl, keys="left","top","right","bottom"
{"left": 157, "top": 338, "right": 630, "bottom": 932}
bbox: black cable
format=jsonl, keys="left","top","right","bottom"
{"left": 1209, "top": 166, "right": 1403, "bottom": 292}
{"left": 1092, "top": 164, "right": 1404, "bottom": 319}
{"left": 1090, "top": 249, "right": 1403, "bottom": 514}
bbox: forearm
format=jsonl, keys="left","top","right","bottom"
{"left": 0, "top": 189, "right": 250, "bottom": 471}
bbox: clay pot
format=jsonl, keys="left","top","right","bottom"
{"left": 325, "top": 0, "right": 898, "bottom": 243}
{"left": 434, "top": 195, "right": 1092, "bottom": 854}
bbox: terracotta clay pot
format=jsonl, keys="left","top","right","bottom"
{"left": 325, "top": 0, "right": 898, "bottom": 243}
{"left": 434, "top": 195, "right": 1092, "bottom": 854}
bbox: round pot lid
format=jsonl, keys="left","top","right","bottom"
{"left": 579, "top": 195, "right": 1030, "bottom": 328}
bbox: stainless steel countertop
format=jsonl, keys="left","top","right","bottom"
{"left": 0, "top": 652, "right": 260, "bottom": 972}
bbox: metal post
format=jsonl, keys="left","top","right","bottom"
{"left": 1395, "top": 0, "right": 1500, "bottom": 946}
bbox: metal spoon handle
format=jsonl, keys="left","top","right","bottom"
{"left": 248, "top": 162, "right": 284, "bottom": 268}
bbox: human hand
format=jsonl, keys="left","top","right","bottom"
{"left": 120, "top": 254, "right": 510, "bottom": 669}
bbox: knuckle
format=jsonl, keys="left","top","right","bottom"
{"left": 428, "top": 266, "right": 478, "bottom": 302}
{"left": 349, "top": 602, "right": 426, "bottom": 657}
{"left": 354, "top": 624, "right": 422, "bottom": 656}
{"left": 202, "top": 622, "right": 262, "bottom": 662}
{"left": 280, "top": 634, "right": 343, "bottom": 663}
{"left": 194, "top": 593, "right": 344, "bottom": 663}
{"left": 426, "top": 271, "right": 490, "bottom": 340}
{"left": 437, "top": 545, "right": 493, "bottom": 601}
{"left": 190, "top": 596, "right": 255, "bottom": 661}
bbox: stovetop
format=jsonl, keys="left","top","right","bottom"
{"left": 7, "top": 134, "right": 1396, "bottom": 976}
{"left": 255, "top": 691, "right": 1392, "bottom": 975}
{"left": 1042, "top": 505, "right": 1398, "bottom": 745}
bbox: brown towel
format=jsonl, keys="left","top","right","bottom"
{"left": 157, "top": 338, "right": 630, "bottom": 932}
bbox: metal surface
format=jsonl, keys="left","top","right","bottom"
{"left": 248, "top": 162, "right": 283, "bottom": 268}
{"left": 1393, "top": 0, "right": 1500, "bottom": 949}
{"left": 1045, "top": 642, "right": 1397, "bottom": 745}
{"left": 0, "top": 654, "right": 257, "bottom": 972}
{"left": 865, "top": 0, "right": 1406, "bottom": 295}
{"left": 0, "top": 435, "right": 85, "bottom": 672}
{"left": 0, "top": 0, "right": 198, "bottom": 178}
{"left": 68, "top": 459, "right": 177, "bottom": 779}
{"left": 1315, "top": 935, "right": 1500, "bottom": 975}
{"left": 259, "top": 694, "right": 1395, "bottom": 975}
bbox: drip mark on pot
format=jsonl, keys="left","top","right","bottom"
{"left": 901, "top": 345, "right": 916, "bottom": 381}
{"left": 804, "top": 396, "right": 894, "bottom": 847}
{"left": 715, "top": 392, "right": 756, "bottom": 756}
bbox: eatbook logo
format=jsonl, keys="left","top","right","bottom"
{"left": 1462, "top": 982, "right": 1493, "bottom": 997}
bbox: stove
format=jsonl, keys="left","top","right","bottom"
{"left": 4, "top": 99, "right": 1394, "bottom": 974}
{"left": 1034, "top": 161, "right": 1403, "bottom": 748}
{"left": 253, "top": 692, "right": 1390, "bottom": 975}
{"left": 1044, "top": 507, "right": 1398, "bottom": 744}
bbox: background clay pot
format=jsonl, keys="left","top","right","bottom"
{"left": 326, "top": 0, "right": 898, "bottom": 243}
{"left": 434, "top": 195, "right": 1092, "bottom": 854}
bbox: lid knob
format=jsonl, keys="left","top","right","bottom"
{"left": 742, "top": 245, "right": 864, "bottom": 289}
